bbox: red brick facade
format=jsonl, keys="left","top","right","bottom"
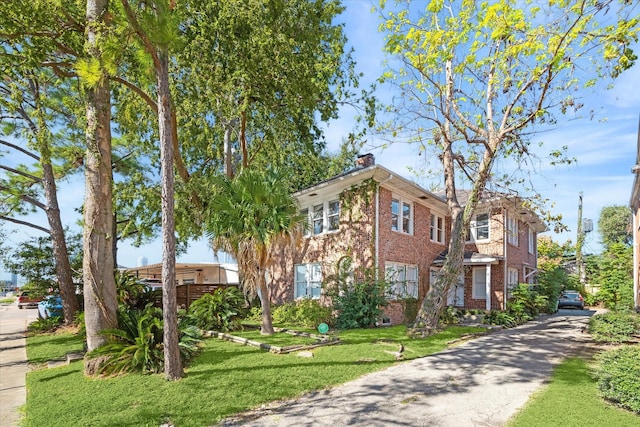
{"left": 268, "top": 164, "right": 545, "bottom": 324}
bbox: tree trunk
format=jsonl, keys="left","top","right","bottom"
{"left": 223, "top": 121, "right": 233, "bottom": 178}
{"left": 42, "top": 162, "right": 79, "bottom": 324}
{"left": 413, "top": 207, "right": 465, "bottom": 333}
{"left": 258, "top": 275, "right": 274, "bottom": 335}
{"left": 83, "top": 0, "right": 118, "bottom": 357}
{"left": 158, "top": 47, "right": 182, "bottom": 380}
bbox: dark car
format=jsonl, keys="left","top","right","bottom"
{"left": 557, "top": 290, "right": 585, "bottom": 310}
{"left": 18, "top": 291, "right": 42, "bottom": 309}
{"left": 37, "top": 295, "right": 63, "bottom": 319}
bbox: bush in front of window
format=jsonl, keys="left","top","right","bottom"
{"left": 325, "top": 268, "right": 390, "bottom": 329}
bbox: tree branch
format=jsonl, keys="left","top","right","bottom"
{"left": 0, "top": 165, "right": 42, "bottom": 183}
{"left": 0, "top": 215, "right": 50, "bottom": 234}
{"left": 0, "top": 139, "right": 40, "bottom": 161}
{"left": 0, "top": 184, "right": 46, "bottom": 210}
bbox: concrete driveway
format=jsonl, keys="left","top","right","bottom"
{"left": 0, "top": 304, "right": 38, "bottom": 427}
{"left": 220, "top": 310, "right": 598, "bottom": 427}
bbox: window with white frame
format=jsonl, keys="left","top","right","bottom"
{"left": 294, "top": 263, "right": 322, "bottom": 299}
{"left": 472, "top": 267, "right": 487, "bottom": 299}
{"left": 301, "top": 199, "right": 341, "bottom": 236}
{"left": 327, "top": 200, "right": 340, "bottom": 231}
{"left": 468, "top": 213, "right": 489, "bottom": 241}
{"left": 385, "top": 262, "right": 418, "bottom": 299}
{"left": 391, "top": 197, "right": 412, "bottom": 234}
{"left": 430, "top": 213, "right": 445, "bottom": 244}
{"left": 507, "top": 268, "right": 519, "bottom": 299}
{"left": 507, "top": 214, "right": 519, "bottom": 246}
{"left": 528, "top": 230, "right": 535, "bottom": 254}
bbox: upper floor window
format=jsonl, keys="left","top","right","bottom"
{"left": 507, "top": 214, "right": 518, "bottom": 246}
{"left": 528, "top": 230, "right": 535, "bottom": 254}
{"left": 391, "top": 197, "right": 412, "bottom": 234}
{"left": 385, "top": 262, "right": 418, "bottom": 299}
{"left": 469, "top": 213, "right": 489, "bottom": 242}
{"left": 430, "top": 214, "right": 445, "bottom": 244}
{"left": 301, "top": 199, "right": 341, "bottom": 236}
{"left": 294, "top": 263, "right": 322, "bottom": 299}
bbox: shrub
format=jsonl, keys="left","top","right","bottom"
{"left": 439, "top": 305, "right": 461, "bottom": 325}
{"left": 593, "top": 346, "right": 640, "bottom": 413}
{"left": 270, "top": 299, "right": 332, "bottom": 328}
{"left": 588, "top": 312, "right": 640, "bottom": 343}
{"left": 325, "top": 268, "right": 389, "bottom": 329}
{"left": 483, "top": 310, "right": 518, "bottom": 328}
{"left": 508, "top": 284, "right": 548, "bottom": 322}
{"left": 86, "top": 305, "right": 202, "bottom": 376}
{"left": 27, "top": 316, "right": 63, "bottom": 334}
{"left": 188, "top": 287, "right": 246, "bottom": 332}
{"left": 115, "top": 271, "right": 161, "bottom": 309}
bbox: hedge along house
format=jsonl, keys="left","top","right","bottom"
{"left": 268, "top": 154, "right": 450, "bottom": 325}
{"left": 435, "top": 190, "right": 548, "bottom": 312}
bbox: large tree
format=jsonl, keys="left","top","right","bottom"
{"left": 598, "top": 205, "right": 632, "bottom": 248}
{"left": 119, "top": 0, "right": 183, "bottom": 380}
{"left": 205, "top": 168, "right": 303, "bottom": 335}
{"left": 0, "top": 3, "right": 85, "bottom": 324}
{"left": 377, "top": 0, "right": 639, "bottom": 332}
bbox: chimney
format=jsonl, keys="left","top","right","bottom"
{"left": 356, "top": 153, "right": 375, "bottom": 168}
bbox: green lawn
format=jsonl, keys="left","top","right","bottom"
{"left": 25, "top": 325, "right": 484, "bottom": 427}
{"left": 506, "top": 357, "right": 640, "bottom": 427}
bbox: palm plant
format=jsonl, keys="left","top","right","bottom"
{"left": 86, "top": 305, "right": 202, "bottom": 376}
{"left": 205, "top": 168, "right": 304, "bottom": 334}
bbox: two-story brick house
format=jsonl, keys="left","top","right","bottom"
{"left": 268, "top": 154, "right": 546, "bottom": 324}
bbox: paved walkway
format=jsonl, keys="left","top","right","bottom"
{"left": 221, "top": 310, "right": 596, "bottom": 427}
{"left": 0, "top": 304, "right": 37, "bottom": 427}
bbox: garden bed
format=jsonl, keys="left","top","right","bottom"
{"left": 205, "top": 327, "right": 340, "bottom": 354}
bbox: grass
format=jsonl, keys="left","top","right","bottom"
{"left": 24, "top": 325, "right": 484, "bottom": 427}
{"left": 25, "top": 327, "right": 85, "bottom": 364}
{"left": 506, "top": 357, "right": 640, "bottom": 427}
{"left": 0, "top": 296, "right": 16, "bottom": 304}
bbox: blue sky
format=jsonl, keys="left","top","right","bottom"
{"left": 1, "top": 0, "right": 639, "bottom": 280}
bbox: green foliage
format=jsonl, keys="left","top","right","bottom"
{"left": 0, "top": 234, "right": 81, "bottom": 294}
{"left": 588, "top": 312, "right": 640, "bottom": 344}
{"left": 27, "top": 316, "right": 64, "bottom": 334}
{"left": 594, "top": 346, "right": 640, "bottom": 414}
{"left": 439, "top": 305, "right": 461, "bottom": 325}
{"left": 115, "top": 271, "right": 161, "bottom": 310}
{"left": 267, "top": 299, "right": 333, "bottom": 328}
{"left": 594, "top": 243, "right": 633, "bottom": 311}
{"left": 87, "top": 305, "right": 202, "bottom": 376}
{"left": 507, "top": 284, "right": 548, "bottom": 323}
{"left": 597, "top": 205, "right": 632, "bottom": 248}
{"left": 483, "top": 310, "right": 518, "bottom": 328}
{"left": 483, "top": 284, "right": 547, "bottom": 328}
{"left": 325, "top": 268, "right": 390, "bottom": 329}
{"left": 187, "top": 287, "right": 246, "bottom": 332}
{"left": 536, "top": 265, "right": 565, "bottom": 312}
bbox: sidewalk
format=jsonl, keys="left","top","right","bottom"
{"left": 220, "top": 311, "right": 596, "bottom": 426}
{"left": 0, "top": 304, "right": 37, "bottom": 427}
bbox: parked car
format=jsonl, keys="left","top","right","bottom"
{"left": 17, "top": 291, "right": 42, "bottom": 309}
{"left": 557, "top": 290, "right": 585, "bottom": 310}
{"left": 37, "top": 295, "right": 63, "bottom": 319}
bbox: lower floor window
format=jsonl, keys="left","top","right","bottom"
{"left": 295, "top": 263, "right": 322, "bottom": 299}
{"left": 472, "top": 266, "right": 487, "bottom": 299}
{"left": 385, "top": 263, "right": 418, "bottom": 299}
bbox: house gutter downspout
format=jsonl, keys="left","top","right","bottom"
{"left": 375, "top": 174, "right": 394, "bottom": 278}
{"left": 503, "top": 207, "right": 508, "bottom": 311}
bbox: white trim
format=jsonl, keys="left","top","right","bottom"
{"left": 391, "top": 195, "right": 413, "bottom": 235}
